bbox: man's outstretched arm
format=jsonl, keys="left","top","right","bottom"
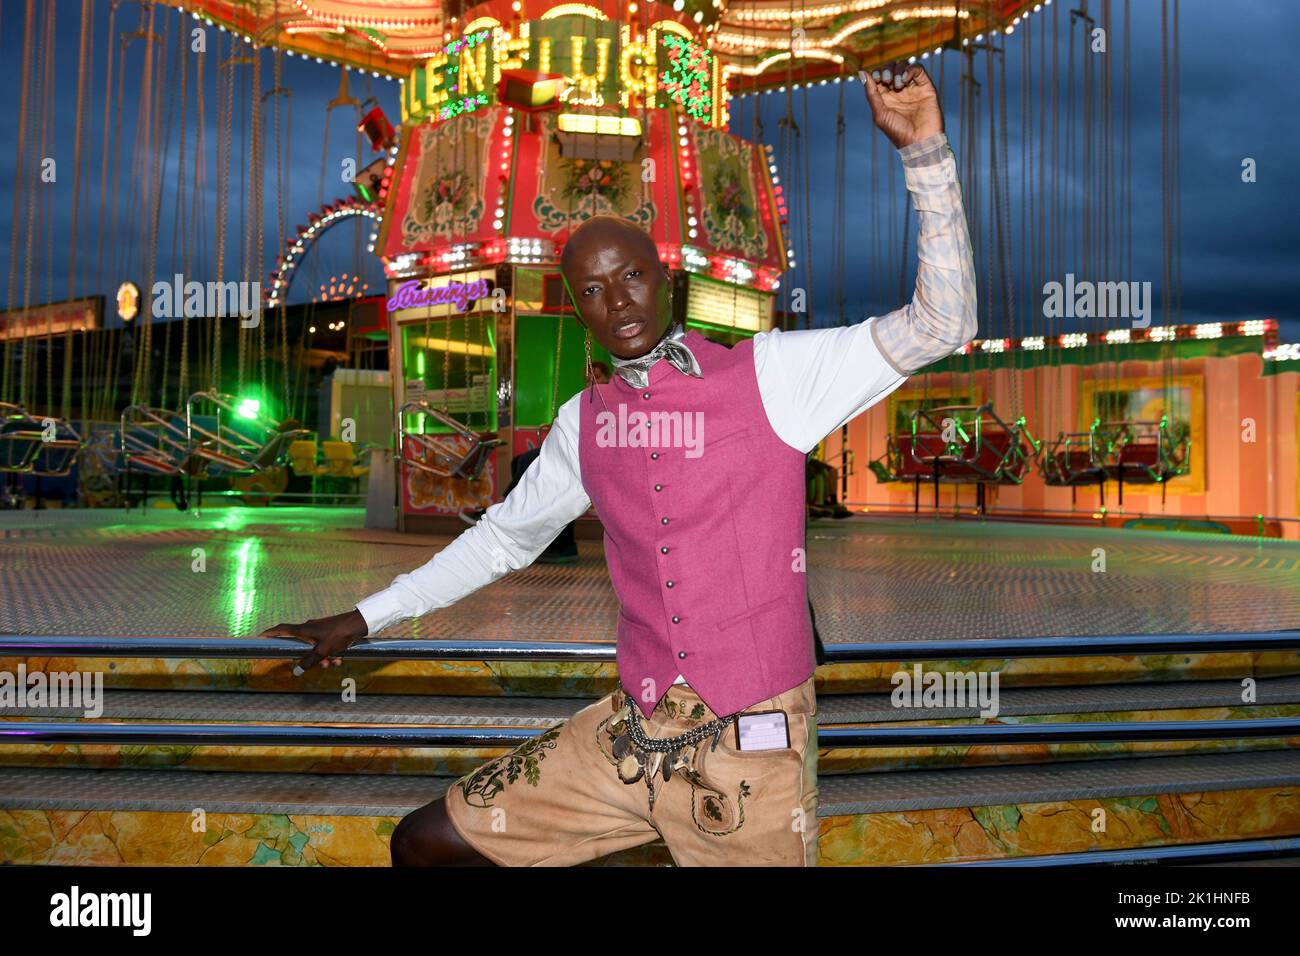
{"left": 260, "top": 394, "right": 591, "bottom": 673}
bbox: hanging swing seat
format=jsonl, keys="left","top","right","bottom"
{"left": 0, "top": 403, "right": 82, "bottom": 475}
{"left": 885, "top": 404, "right": 1038, "bottom": 514}
{"left": 867, "top": 433, "right": 903, "bottom": 483}
{"left": 1039, "top": 424, "right": 1108, "bottom": 487}
{"left": 1093, "top": 416, "right": 1192, "bottom": 507}
{"left": 398, "top": 400, "right": 502, "bottom": 481}
{"left": 0, "top": 403, "right": 81, "bottom": 476}
{"left": 902, "top": 404, "right": 1036, "bottom": 483}
{"left": 118, "top": 406, "right": 192, "bottom": 476}
{"left": 183, "top": 391, "right": 311, "bottom": 477}
{"left": 1095, "top": 417, "right": 1191, "bottom": 485}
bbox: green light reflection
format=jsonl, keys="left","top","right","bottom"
{"left": 227, "top": 537, "right": 263, "bottom": 636}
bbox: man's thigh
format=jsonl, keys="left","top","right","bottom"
{"left": 443, "top": 692, "right": 661, "bottom": 867}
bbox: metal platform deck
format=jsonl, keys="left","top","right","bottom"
{"left": 4, "top": 507, "right": 1299, "bottom": 641}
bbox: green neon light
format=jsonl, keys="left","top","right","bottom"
{"left": 659, "top": 35, "right": 712, "bottom": 120}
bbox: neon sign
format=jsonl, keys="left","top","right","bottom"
{"left": 402, "top": 15, "right": 720, "bottom": 126}
{"left": 440, "top": 92, "right": 490, "bottom": 121}
{"left": 388, "top": 277, "right": 492, "bottom": 312}
{"left": 659, "top": 35, "right": 713, "bottom": 120}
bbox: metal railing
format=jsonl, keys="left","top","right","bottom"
{"left": 932, "top": 836, "right": 1300, "bottom": 867}
{"left": 2, "top": 629, "right": 1297, "bottom": 663}
{"left": 3, "top": 717, "right": 1298, "bottom": 749}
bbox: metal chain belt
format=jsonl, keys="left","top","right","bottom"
{"left": 624, "top": 695, "right": 740, "bottom": 753}
{"left": 616, "top": 695, "right": 744, "bottom": 813}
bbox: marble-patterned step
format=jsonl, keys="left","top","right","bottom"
{"left": 1, "top": 678, "right": 1298, "bottom": 777}
{"left": 1, "top": 750, "right": 1298, "bottom": 865}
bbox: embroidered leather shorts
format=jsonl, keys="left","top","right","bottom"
{"left": 442, "top": 676, "right": 819, "bottom": 867}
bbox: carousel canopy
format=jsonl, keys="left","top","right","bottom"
{"left": 718, "top": 0, "right": 1043, "bottom": 94}
{"left": 168, "top": 0, "right": 1042, "bottom": 93}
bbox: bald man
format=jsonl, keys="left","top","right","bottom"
{"left": 261, "top": 61, "right": 976, "bottom": 866}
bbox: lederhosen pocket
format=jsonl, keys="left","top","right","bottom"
{"left": 688, "top": 702, "right": 812, "bottom": 838}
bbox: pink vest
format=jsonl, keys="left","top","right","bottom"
{"left": 579, "top": 330, "right": 816, "bottom": 719}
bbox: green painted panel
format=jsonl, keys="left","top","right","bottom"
{"left": 514, "top": 314, "right": 611, "bottom": 427}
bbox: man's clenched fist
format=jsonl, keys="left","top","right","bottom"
{"left": 861, "top": 60, "right": 945, "bottom": 150}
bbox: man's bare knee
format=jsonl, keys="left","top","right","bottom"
{"left": 390, "top": 797, "right": 496, "bottom": 867}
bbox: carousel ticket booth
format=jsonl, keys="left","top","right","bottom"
{"left": 378, "top": 1, "right": 788, "bottom": 534}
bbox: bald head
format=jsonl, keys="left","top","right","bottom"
{"left": 559, "top": 215, "right": 657, "bottom": 279}
{"left": 559, "top": 214, "right": 673, "bottom": 359}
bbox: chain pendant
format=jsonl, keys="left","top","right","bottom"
{"left": 617, "top": 751, "right": 645, "bottom": 784}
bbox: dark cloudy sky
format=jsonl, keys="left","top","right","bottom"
{"left": 2, "top": 0, "right": 1297, "bottom": 341}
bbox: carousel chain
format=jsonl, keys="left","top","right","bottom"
{"left": 131, "top": 2, "right": 161, "bottom": 409}
{"left": 252, "top": 43, "right": 266, "bottom": 398}
{"left": 65, "top": 0, "right": 93, "bottom": 419}
{"left": 157, "top": 15, "right": 189, "bottom": 412}
{"left": 40, "top": 1, "right": 57, "bottom": 413}
{"left": 1, "top": 2, "right": 36, "bottom": 404}
{"left": 270, "top": 51, "right": 291, "bottom": 415}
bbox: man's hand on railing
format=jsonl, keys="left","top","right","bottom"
{"left": 259, "top": 608, "right": 368, "bottom": 675}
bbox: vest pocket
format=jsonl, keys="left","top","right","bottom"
{"left": 712, "top": 593, "right": 790, "bottom": 633}
{"left": 711, "top": 594, "right": 787, "bottom": 687}
{"left": 696, "top": 425, "right": 751, "bottom": 461}
{"left": 713, "top": 593, "right": 815, "bottom": 697}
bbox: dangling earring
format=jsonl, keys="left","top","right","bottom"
{"left": 584, "top": 326, "right": 595, "bottom": 402}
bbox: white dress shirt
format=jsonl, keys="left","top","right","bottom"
{"left": 356, "top": 132, "right": 977, "bottom": 669}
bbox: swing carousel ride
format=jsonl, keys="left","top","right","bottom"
{"left": 1, "top": 0, "right": 1296, "bottom": 537}
{"left": 8, "top": 1, "right": 1300, "bottom": 877}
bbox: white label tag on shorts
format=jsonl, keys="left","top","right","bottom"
{"left": 736, "top": 710, "right": 790, "bottom": 751}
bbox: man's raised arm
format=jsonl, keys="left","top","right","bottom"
{"left": 751, "top": 61, "right": 977, "bottom": 454}
{"left": 865, "top": 61, "right": 977, "bottom": 376}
